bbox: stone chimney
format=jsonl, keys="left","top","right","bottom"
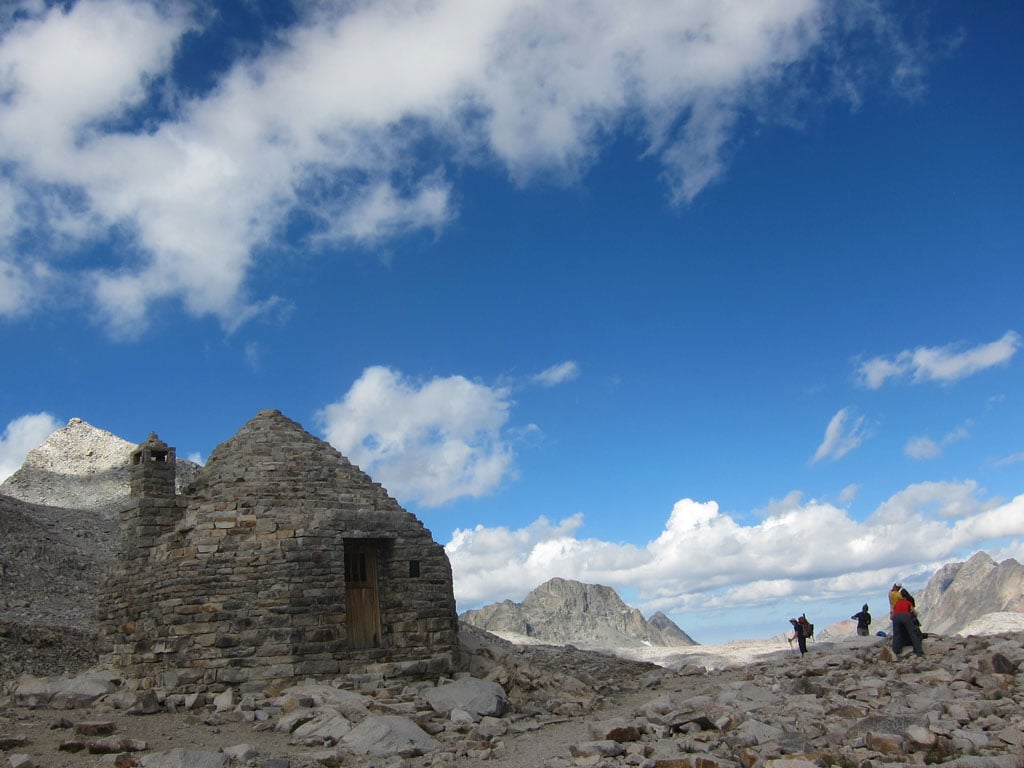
{"left": 130, "top": 432, "right": 176, "bottom": 499}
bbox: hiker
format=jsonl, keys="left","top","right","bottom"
{"left": 891, "top": 591, "right": 924, "bottom": 657}
{"left": 851, "top": 604, "right": 871, "bottom": 636}
{"left": 789, "top": 614, "right": 812, "bottom": 655}
{"left": 889, "top": 583, "right": 903, "bottom": 612}
{"left": 900, "top": 585, "right": 925, "bottom": 637}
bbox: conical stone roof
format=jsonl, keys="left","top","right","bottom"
{"left": 189, "top": 409, "right": 394, "bottom": 508}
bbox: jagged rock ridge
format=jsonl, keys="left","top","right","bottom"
{"left": 0, "top": 417, "right": 200, "bottom": 517}
{"left": 916, "top": 550, "right": 1024, "bottom": 635}
{"left": 460, "top": 577, "right": 697, "bottom": 649}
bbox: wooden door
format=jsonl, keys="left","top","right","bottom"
{"left": 344, "top": 540, "right": 382, "bottom": 649}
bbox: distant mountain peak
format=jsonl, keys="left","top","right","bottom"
{"left": 461, "top": 577, "right": 697, "bottom": 649}
{"left": 916, "top": 552, "right": 1024, "bottom": 635}
{"left": 0, "top": 417, "right": 198, "bottom": 515}
{"left": 20, "top": 418, "right": 134, "bottom": 472}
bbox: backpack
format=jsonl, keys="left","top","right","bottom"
{"left": 798, "top": 617, "right": 814, "bottom": 638}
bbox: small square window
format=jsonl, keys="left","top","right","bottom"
{"left": 409, "top": 560, "right": 420, "bottom": 578}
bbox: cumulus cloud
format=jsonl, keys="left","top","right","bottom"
{"left": 446, "top": 483, "right": 1024, "bottom": 627}
{"left": 0, "top": 0, "right": 924, "bottom": 336}
{"left": 316, "top": 366, "right": 515, "bottom": 507}
{"left": 867, "top": 480, "right": 995, "bottom": 524}
{"left": 0, "top": 412, "right": 60, "bottom": 482}
{"left": 812, "top": 407, "right": 869, "bottom": 463}
{"left": 857, "top": 331, "right": 1022, "bottom": 389}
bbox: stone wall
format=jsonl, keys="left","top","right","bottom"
{"left": 101, "top": 410, "right": 458, "bottom": 693}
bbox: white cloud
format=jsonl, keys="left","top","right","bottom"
{"left": 812, "top": 406, "right": 868, "bottom": 463}
{"left": 446, "top": 483, "right": 1024, "bottom": 635}
{"left": 904, "top": 422, "right": 970, "bottom": 460}
{"left": 857, "top": 357, "right": 905, "bottom": 391}
{"left": 243, "top": 341, "right": 263, "bottom": 372}
{"left": 0, "top": 1, "right": 187, "bottom": 161}
{"left": 0, "top": 0, "right": 923, "bottom": 336}
{"left": 0, "top": 259, "right": 32, "bottom": 316}
{"left": 858, "top": 331, "right": 1022, "bottom": 389}
{"left": 994, "top": 452, "right": 1024, "bottom": 468}
{"left": 316, "top": 366, "right": 515, "bottom": 507}
{"left": 867, "top": 480, "right": 994, "bottom": 524}
{"left": 531, "top": 361, "right": 580, "bottom": 388}
{"left": 0, "top": 412, "right": 60, "bottom": 482}
{"left": 0, "top": 179, "right": 17, "bottom": 242}
{"left": 904, "top": 435, "right": 940, "bottom": 460}
{"left": 838, "top": 483, "right": 859, "bottom": 505}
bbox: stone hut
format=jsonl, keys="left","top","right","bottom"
{"left": 101, "top": 409, "right": 458, "bottom": 693}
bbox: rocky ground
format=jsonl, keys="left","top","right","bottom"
{"left": 2, "top": 623, "right": 1024, "bottom": 768}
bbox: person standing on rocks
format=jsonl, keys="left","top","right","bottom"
{"left": 851, "top": 604, "right": 871, "bottom": 636}
{"left": 789, "top": 615, "right": 811, "bottom": 656}
{"left": 890, "top": 593, "right": 924, "bottom": 657}
{"left": 889, "top": 583, "right": 903, "bottom": 612}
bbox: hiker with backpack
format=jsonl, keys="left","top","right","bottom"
{"left": 789, "top": 614, "right": 813, "bottom": 655}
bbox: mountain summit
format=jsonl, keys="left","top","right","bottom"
{"left": 916, "top": 551, "right": 1024, "bottom": 635}
{"left": 460, "top": 577, "right": 697, "bottom": 649}
{"left": 0, "top": 418, "right": 199, "bottom": 516}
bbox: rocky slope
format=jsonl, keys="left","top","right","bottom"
{"left": 0, "top": 493, "right": 117, "bottom": 628}
{"left": 0, "top": 492, "right": 116, "bottom": 685}
{"left": 916, "top": 551, "right": 1024, "bottom": 635}
{"left": 461, "top": 577, "right": 697, "bottom": 649}
{"left": 0, "top": 417, "right": 200, "bottom": 517}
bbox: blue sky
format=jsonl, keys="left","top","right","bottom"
{"left": 1, "top": 0, "right": 1022, "bottom": 644}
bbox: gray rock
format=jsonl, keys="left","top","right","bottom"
{"left": 11, "top": 676, "right": 53, "bottom": 708}
{"left": 340, "top": 714, "right": 441, "bottom": 756}
{"left": 274, "top": 683, "right": 369, "bottom": 720}
{"left": 213, "top": 688, "right": 234, "bottom": 712}
{"left": 221, "top": 743, "right": 259, "bottom": 761}
{"left": 128, "top": 688, "right": 162, "bottom": 715}
{"left": 288, "top": 709, "right": 352, "bottom": 746}
{"left": 422, "top": 677, "right": 509, "bottom": 717}
{"left": 13, "top": 672, "right": 117, "bottom": 709}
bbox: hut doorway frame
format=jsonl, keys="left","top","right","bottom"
{"left": 343, "top": 538, "right": 383, "bottom": 649}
